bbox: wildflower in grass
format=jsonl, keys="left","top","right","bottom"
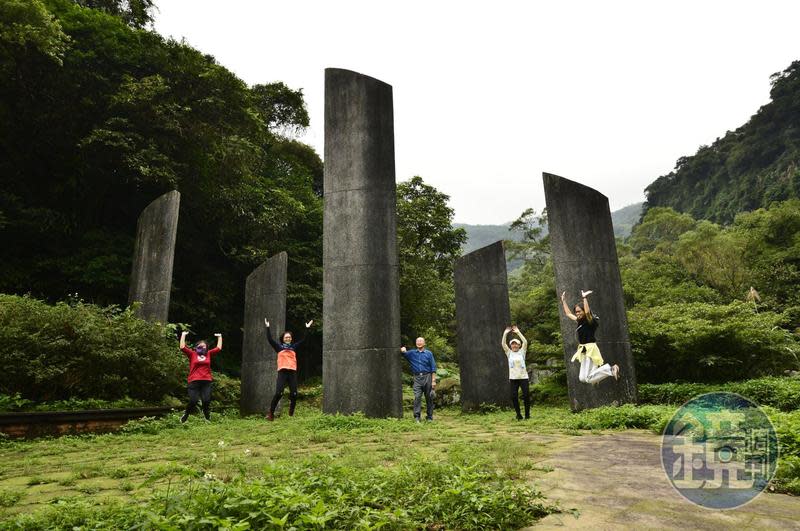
{"left": 218, "top": 440, "right": 226, "bottom": 448}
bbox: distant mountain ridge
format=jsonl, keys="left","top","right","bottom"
{"left": 645, "top": 60, "right": 800, "bottom": 223}
{"left": 456, "top": 202, "right": 643, "bottom": 259}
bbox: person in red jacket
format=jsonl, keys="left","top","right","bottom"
{"left": 179, "top": 331, "right": 222, "bottom": 423}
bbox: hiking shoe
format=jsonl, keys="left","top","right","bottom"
{"left": 180, "top": 412, "right": 189, "bottom": 424}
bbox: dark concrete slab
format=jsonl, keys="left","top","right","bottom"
{"left": 322, "top": 68, "right": 402, "bottom": 417}
{"left": 128, "top": 190, "right": 180, "bottom": 323}
{"left": 455, "top": 241, "right": 513, "bottom": 411}
{"left": 542, "top": 173, "right": 637, "bottom": 411}
{"left": 240, "top": 252, "right": 287, "bottom": 416}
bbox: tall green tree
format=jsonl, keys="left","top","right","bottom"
{"left": 0, "top": 0, "right": 323, "bottom": 374}
{"left": 396, "top": 176, "right": 466, "bottom": 359}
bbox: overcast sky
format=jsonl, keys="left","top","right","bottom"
{"left": 153, "top": 1, "right": 800, "bottom": 225}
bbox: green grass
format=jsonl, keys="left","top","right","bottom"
{"left": 0, "top": 391, "right": 797, "bottom": 528}
{"left": 0, "top": 406, "right": 572, "bottom": 529}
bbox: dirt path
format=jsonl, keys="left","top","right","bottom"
{"left": 523, "top": 431, "right": 800, "bottom": 530}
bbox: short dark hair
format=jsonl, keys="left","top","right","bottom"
{"left": 281, "top": 331, "right": 293, "bottom": 341}
{"left": 196, "top": 339, "right": 208, "bottom": 347}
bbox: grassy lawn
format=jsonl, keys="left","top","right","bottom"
{"left": 0, "top": 398, "right": 661, "bottom": 529}
{"left": 0, "top": 388, "right": 796, "bottom": 529}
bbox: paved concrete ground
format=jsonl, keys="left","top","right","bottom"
{"left": 524, "top": 431, "right": 800, "bottom": 530}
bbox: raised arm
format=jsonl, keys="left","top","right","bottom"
{"left": 214, "top": 333, "right": 223, "bottom": 350}
{"left": 264, "top": 319, "right": 280, "bottom": 352}
{"left": 581, "top": 290, "right": 594, "bottom": 321}
{"left": 293, "top": 320, "right": 314, "bottom": 347}
{"left": 179, "top": 330, "right": 188, "bottom": 349}
{"left": 561, "top": 291, "right": 577, "bottom": 321}
{"left": 512, "top": 325, "right": 528, "bottom": 352}
{"left": 501, "top": 327, "right": 511, "bottom": 352}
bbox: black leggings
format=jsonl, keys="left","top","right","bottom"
{"left": 510, "top": 379, "right": 530, "bottom": 418}
{"left": 270, "top": 369, "right": 298, "bottom": 415}
{"left": 186, "top": 380, "right": 212, "bottom": 419}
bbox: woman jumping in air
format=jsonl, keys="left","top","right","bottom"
{"left": 179, "top": 331, "right": 223, "bottom": 423}
{"left": 501, "top": 325, "right": 530, "bottom": 420}
{"left": 560, "top": 290, "right": 619, "bottom": 384}
{"left": 264, "top": 318, "right": 313, "bottom": 421}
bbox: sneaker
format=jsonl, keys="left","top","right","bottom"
{"left": 180, "top": 412, "right": 189, "bottom": 424}
{"left": 266, "top": 412, "right": 274, "bottom": 422}
{"left": 203, "top": 415, "right": 210, "bottom": 422}
{"left": 516, "top": 415, "right": 523, "bottom": 421}
{"left": 414, "top": 417, "right": 421, "bottom": 423}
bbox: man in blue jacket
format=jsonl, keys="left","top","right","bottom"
{"left": 400, "top": 337, "right": 437, "bottom": 422}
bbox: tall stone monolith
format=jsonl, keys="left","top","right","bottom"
{"left": 128, "top": 190, "right": 180, "bottom": 323}
{"left": 240, "top": 252, "right": 287, "bottom": 416}
{"left": 543, "top": 172, "right": 637, "bottom": 411}
{"left": 322, "top": 68, "right": 403, "bottom": 418}
{"left": 455, "top": 241, "right": 513, "bottom": 411}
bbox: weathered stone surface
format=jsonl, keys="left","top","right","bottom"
{"left": 128, "top": 190, "right": 180, "bottom": 323}
{"left": 455, "top": 241, "right": 513, "bottom": 411}
{"left": 322, "top": 68, "right": 402, "bottom": 417}
{"left": 240, "top": 252, "right": 287, "bottom": 415}
{"left": 542, "top": 172, "right": 637, "bottom": 411}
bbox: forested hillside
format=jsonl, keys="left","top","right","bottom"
{"left": 645, "top": 60, "right": 800, "bottom": 223}
{"left": 0, "top": 0, "right": 324, "bottom": 374}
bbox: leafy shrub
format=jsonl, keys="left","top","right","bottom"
{"left": 6, "top": 455, "right": 558, "bottom": 529}
{"left": 638, "top": 376, "right": 800, "bottom": 411}
{"left": 0, "top": 488, "right": 24, "bottom": 508}
{"left": 0, "top": 294, "right": 185, "bottom": 402}
{"left": 529, "top": 374, "right": 569, "bottom": 405}
{"left": 629, "top": 301, "right": 800, "bottom": 383}
{"left": 567, "top": 404, "right": 672, "bottom": 431}
{"left": 209, "top": 374, "right": 241, "bottom": 410}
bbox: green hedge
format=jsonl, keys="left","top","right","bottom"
{"left": 629, "top": 301, "right": 800, "bottom": 383}
{"left": 638, "top": 377, "right": 800, "bottom": 411}
{"left": 0, "top": 294, "right": 184, "bottom": 402}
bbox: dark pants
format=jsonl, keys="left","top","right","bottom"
{"left": 413, "top": 373, "right": 434, "bottom": 420}
{"left": 270, "top": 369, "right": 298, "bottom": 415}
{"left": 510, "top": 378, "right": 530, "bottom": 419}
{"left": 186, "top": 380, "right": 212, "bottom": 419}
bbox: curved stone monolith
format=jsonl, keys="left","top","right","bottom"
{"left": 543, "top": 172, "right": 637, "bottom": 411}
{"left": 128, "top": 190, "right": 180, "bottom": 323}
{"left": 240, "top": 252, "right": 287, "bottom": 416}
{"left": 322, "top": 68, "right": 403, "bottom": 418}
{"left": 455, "top": 241, "right": 513, "bottom": 411}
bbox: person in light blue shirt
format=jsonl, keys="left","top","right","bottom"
{"left": 400, "top": 337, "right": 437, "bottom": 422}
